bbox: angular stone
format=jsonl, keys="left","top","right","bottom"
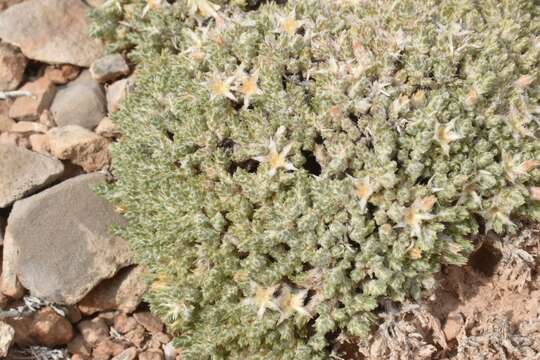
{"left": 112, "top": 347, "right": 138, "bottom": 360}
{"left": 90, "top": 54, "right": 129, "bottom": 83}
{"left": 93, "top": 338, "right": 128, "bottom": 360}
{"left": 29, "top": 134, "right": 50, "bottom": 155}
{"left": 8, "top": 77, "right": 56, "bottom": 121}
{"left": 44, "top": 65, "right": 80, "bottom": 85}
{"left": 0, "top": 144, "right": 64, "bottom": 207}
{"left": 0, "top": 114, "right": 14, "bottom": 132}
{"left": 0, "top": 232, "right": 25, "bottom": 299}
{"left": 79, "top": 266, "right": 148, "bottom": 316}
{"left": 30, "top": 307, "right": 74, "bottom": 346}
{"left": 0, "top": 321, "right": 14, "bottom": 358}
{"left": 10, "top": 121, "right": 48, "bottom": 134}
{"left": 48, "top": 125, "right": 111, "bottom": 172}
{"left": 133, "top": 312, "right": 164, "bottom": 334}
{"left": 139, "top": 350, "right": 164, "bottom": 360}
{"left": 95, "top": 117, "right": 121, "bottom": 138}
{"left": 3, "top": 173, "right": 131, "bottom": 304}
{"left": 67, "top": 335, "right": 92, "bottom": 358}
{"left": 0, "top": 0, "right": 104, "bottom": 67}
{"left": 0, "top": 132, "right": 30, "bottom": 149}
{"left": 0, "top": 42, "right": 27, "bottom": 91}
{"left": 106, "top": 78, "right": 129, "bottom": 113}
{"left": 50, "top": 78, "right": 106, "bottom": 130}
{"left": 77, "top": 317, "right": 109, "bottom": 347}
{"left": 113, "top": 313, "right": 138, "bottom": 334}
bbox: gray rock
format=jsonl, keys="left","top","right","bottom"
{"left": 90, "top": 54, "right": 130, "bottom": 83}
{"left": 0, "top": 0, "right": 104, "bottom": 66}
{"left": 3, "top": 173, "right": 131, "bottom": 304}
{"left": 0, "top": 321, "right": 14, "bottom": 358}
{"left": 106, "top": 77, "right": 132, "bottom": 113}
{"left": 0, "top": 42, "right": 27, "bottom": 91}
{"left": 50, "top": 78, "right": 106, "bottom": 130}
{"left": 0, "top": 144, "right": 64, "bottom": 208}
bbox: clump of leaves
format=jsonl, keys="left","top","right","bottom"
{"left": 99, "top": 0, "right": 540, "bottom": 358}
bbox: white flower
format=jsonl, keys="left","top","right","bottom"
{"left": 206, "top": 73, "right": 237, "bottom": 101}
{"left": 277, "top": 285, "right": 309, "bottom": 323}
{"left": 433, "top": 119, "right": 462, "bottom": 155}
{"left": 243, "top": 282, "right": 280, "bottom": 319}
{"left": 395, "top": 196, "right": 437, "bottom": 239}
{"left": 253, "top": 126, "right": 296, "bottom": 176}
{"left": 235, "top": 68, "right": 263, "bottom": 109}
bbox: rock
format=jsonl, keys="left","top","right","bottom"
{"left": 0, "top": 0, "right": 24, "bottom": 12}
{"left": 93, "top": 338, "right": 128, "bottom": 360}
{"left": 86, "top": 0, "right": 107, "bottom": 7}
{"left": 64, "top": 305, "right": 82, "bottom": 323}
{"left": 29, "top": 134, "right": 50, "bottom": 154}
{"left": 0, "top": 231, "right": 25, "bottom": 299}
{"left": 50, "top": 78, "right": 106, "bottom": 130}
{"left": 78, "top": 318, "right": 109, "bottom": 347}
{"left": 113, "top": 313, "right": 138, "bottom": 335}
{"left": 112, "top": 347, "right": 138, "bottom": 360}
{"left": 106, "top": 78, "right": 129, "bottom": 113}
{"left": 133, "top": 312, "right": 164, "bottom": 334}
{"left": 147, "top": 333, "right": 171, "bottom": 350}
{"left": 90, "top": 54, "right": 129, "bottom": 83}
{"left": 0, "top": 144, "right": 64, "bottom": 208}
{"left": 0, "top": 0, "right": 104, "bottom": 66}
{"left": 8, "top": 77, "right": 56, "bottom": 121}
{"left": 3, "top": 173, "right": 131, "bottom": 304}
{"left": 30, "top": 307, "right": 74, "bottom": 346}
{"left": 5, "top": 307, "right": 73, "bottom": 346}
{"left": 0, "top": 42, "right": 27, "bottom": 91}
{"left": 71, "top": 354, "right": 90, "bottom": 360}
{"left": 0, "top": 115, "right": 15, "bottom": 132}
{"left": 139, "top": 350, "right": 165, "bottom": 360}
{"left": 0, "top": 321, "right": 14, "bottom": 358}
{"left": 39, "top": 110, "right": 56, "bottom": 128}
{"left": 124, "top": 324, "right": 146, "bottom": 347}
{"left": 95, "top": 117, "right": 121, "bottom": 138}
{"left": 48, "top": 125, "right": 111, "bottom": 172}
{"left": 443, "top": 314, "right": 464, "bottom": 341}
{"left": 67, "top": 335, "right": 92, "bottom": 358}
{"left": 79, "top": 266, "right": 148, "bottom": 316}
{"left": 0, "top": 132, "right": 30, "bottom": 149}
{"left": 44, "top": 65, "right": 80, "bottom": 85}
{"left": 10, "top": 121, "right": 48, "bottom": 134}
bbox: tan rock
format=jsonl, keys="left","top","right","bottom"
{"left": 29, "top": 134, "right": 50, "bottom": 154}
{"left": 77, "top": 318, "right": 109, "bottom": 347}
{"left": 139, "top": 350, "right": 164, "bottom": 360}
{"left": 0, "top": 115, "right": 15, "bottom": 132}
{"left": 79, "top": 266, "right": 148, "bottom": 316}
{"left": 0, "top": 0, "right": 104, "bottom": 66}
{"left": 95, "top": 117, "right": 121, "bottom": 138}
{"left": 443, "top": 313, "right": 464, "bottom": 341}
{"left": 10, "top": 121, "right": 48, "bottom": 134}
{"left": 133, "top": 312, "right": 164, "bottom": 334}
{"left": 0, "top": 42, "right": 26, "bottom": 91}
{"left": 44, "top": 64, "right": 80, "bottom": 85}
{"left": 9, "top": 77, "right": 56, "bottom": 121}
{"left": 39, "top": 110, "right": 56, "bottom": 128}
{"left": 93, "top": 338, "right": 128, "bottom": 360}
{"left": 68, "top": 335, "right": 91, "bottom": 358}
{"left": 48, "top": 125, "right": 111, "bottom": 172}
{"left": 90, "top": 54, "right": 129, "bottom": 83}
{"left": 113, "top": 313, "right": 138, "bottom": 335}
{"left": 0, "top": 228, "right": 25, "bottom": 299}
{"left": 31, "top": 307, "right": 74, "bottom": 346}
{"left": 0, "top": 321, "right": 14, "bottom": 358}
{"left": 112, "top": 347, "right": 138, "bottom": 360}
{"left": 0, "top": 132, "right": 29, "bottom": 149}
{"left": 124, "top": 324, "right": 146, "bottom": 347}
{"left": 106, "top": 78, "right": 129, "bottom": 113}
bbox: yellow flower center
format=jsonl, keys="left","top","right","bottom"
{"left": 281, "top": 18, "right": 300, "bottom": 34}
{"left": 240, "top": 76, "right": 258, "bottom": 96}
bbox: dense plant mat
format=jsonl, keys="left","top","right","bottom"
{"left": 96, "top": 0, "right": 540, "bottom": 358}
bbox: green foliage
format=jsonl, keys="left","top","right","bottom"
{"left": 98, "top": 0, "right": 540, "bottom": 358}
